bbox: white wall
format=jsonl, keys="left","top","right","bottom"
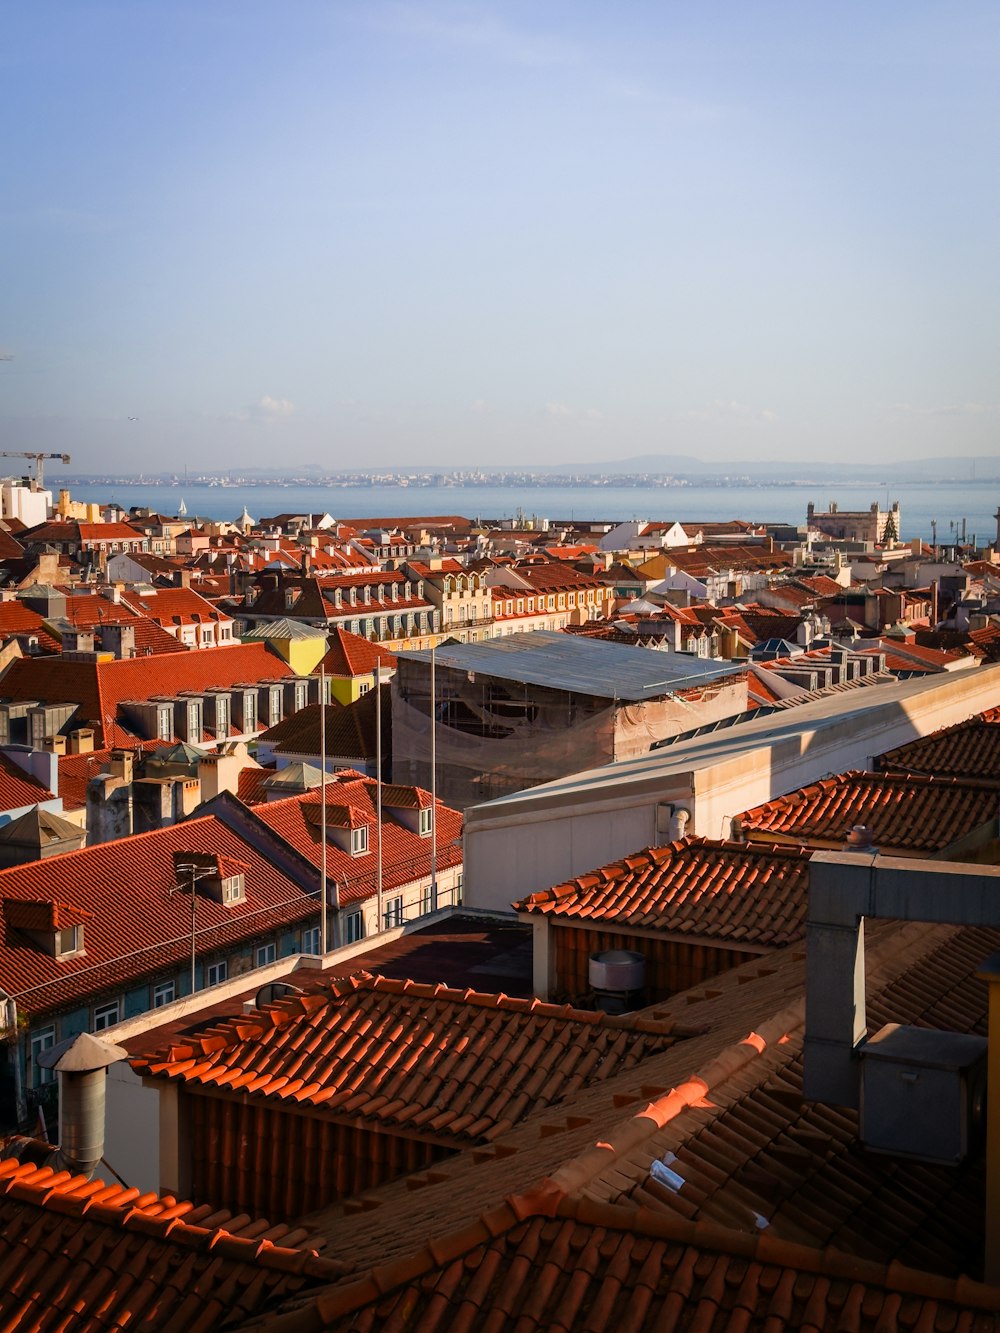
{"left": 1, "top": 482, "right": 51, "bottom": 526}
{"left": 464, "top": 664, "right": 1000, "bottom": 912}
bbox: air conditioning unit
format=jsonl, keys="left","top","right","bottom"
{"left": 859, "top": 1023, "right": 987, "bottom": 1164}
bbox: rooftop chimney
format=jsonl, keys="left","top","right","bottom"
{"left": 36, "top": 1031, "right": 127, "bottom": 1178}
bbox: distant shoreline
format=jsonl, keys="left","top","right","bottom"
{"left": 61, "top": 473, "right": 1000, "bottom": 490}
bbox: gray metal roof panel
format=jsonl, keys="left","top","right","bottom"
{"left": 397, "top": 631, "right": 741, "bottom": 700}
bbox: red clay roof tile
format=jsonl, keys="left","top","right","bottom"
{"left": 318, "top": 627, "right": 397, "bottom": 678}
{"left": 878, "top": 711, "right": 1000, "bottom": 781}
{"left": 515, "top": 838, "right": 812, "bottom": 948}
{"left": 0, "top": 643, "right": 292, "bottom": 747}
{"left": 0, "top": 1158, "right": 348, "bottom": 1329}
{"left": 132, "top": 973, "right": 687, "bottom": 1146}
{"left": 0, "top": 814, "right": 318, "bottom": 1015}
{"left": 251, "top": 776, "right": 461, "bottom": 904}
{"left": 738, "top": 770, "right": 1000, "bottom": 854}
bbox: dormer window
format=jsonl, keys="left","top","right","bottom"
{"left": 419, "top": 808, "right": 433, "bottom": 837}
{"left": 56, "top": 924, "right": 83, "bottom": 958}
{"left": 4, "top": 899, "right": 91, "bottom": 960}
{"left": 220, "top": 873, "right": 246, "bottom": 904}
{"left": 351, "top": 825, "right": 369, "bottom": 856}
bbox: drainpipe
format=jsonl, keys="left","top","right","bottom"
{"left": 668, "top": 807, "right": 690, "bottom": 841}
{"left": 978, "top": 954, "right": 1000, "bottom": 1285}
{"left": 36, "top": 1031, "right": 128, "bottom": 1178}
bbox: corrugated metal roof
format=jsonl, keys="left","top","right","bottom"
{"left": 398, "top": 631, "right": 741, "bottom": 701}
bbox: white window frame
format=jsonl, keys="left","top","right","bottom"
{"left": 345, "top": 910, "right": 364, "bottom": 944}
{"left": 255, "top": 942, "right": 277, "bottom": 968}
{"left": 419, "top": 808, "right": 433, "bottom": 837}
{"left": 206, "top": 960, "right": 228, "bottom": 987}
{"left": 351, "top": 825, "right": 369, "bottom": 855}
{"left": 30, "top": 1026, "right": 55, "bottom": 1086}
{"left": 153, "top": 980, "right": 176, "bottom": 1008}
{"left": 302, "top": 925, "right": 321, "bottom": 955}
{"left": 56, "top": 924, "right": 83, "bottom": 958}
{"left": 221, "top": 874, "right": 246, "bottom": 904}
{"left": 93, "top": 1000, "right": 121, "bottom": 1032}
{"left": 383, "top": 897, "right": 403, "bottom": 929}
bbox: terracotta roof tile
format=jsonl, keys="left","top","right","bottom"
{"left": 0, "top": 814, "right": 318, "bottom": 1015}
{"left": 273, "top": 1198, "right": 1000, "bottom": 1332}
{"left": 131, "top": 972, "right": 686, "bottom": 1145}
{"left": 59, "top": 593, "right": 190, "bottom": 657}
{"left": 878, "top": 711, "right": 1000, "bottom": 781}
{"left": 318, "top": 627, "right": 397, "bottom": 678}
{"left": 0, "top": 643, "right": 292, "bottom": 747}
{"left": 0, "top": 751, "right": 55, "bottom": 812}
{"left": 0, "top": 1158, "right": 347, "bottom": 1329}
{"left": 0, "top": 601, "right": 59, "bottom": 652}
{"left": 121, "top": 586, "right": 228, "bottom": 627}
{"left": 237, "top": 765, "right": 274, "bottom": 805}
{"left": 249, "top": 776, "right": 459, "bottom": 903}
{"left": 549, "top": 922, "right": 1000, "bottom": 1283}
{"left": 57, "top": 741, "right": 163, "bottom": 811}
{"left": 515, "top": 837, "right": 812, "bottom": 948}
{"left": 738, "top": 770, "right": 1000, "bottom": 855}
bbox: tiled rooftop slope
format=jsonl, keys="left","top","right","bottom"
{"left": 879, "top": 707, "right": 1000, "bottom": 780}
{"left": 515, "top": 837, "right": 812, "bottom": 947}
{"left": 738, "top": 769, "right": 1000, "bottom": 854}
{"left": 0, "top": 1157, "right": 347, "bottom": 1331}
{"left": 259, "top": 1199, "right": 1000, "bottom": 1333}
{"left": 132, "top": 973, "right": 688, "bottom": 1145}
{"left": 278, "top": 917, "right": 1000, "bottom": 1322}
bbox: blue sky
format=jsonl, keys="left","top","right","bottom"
{"left": 2, "top": 2, "right": 998, "bottom": 473}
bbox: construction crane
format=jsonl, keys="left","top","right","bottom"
{"left": 0, "top": 451, "right": 71, "bottom": 490}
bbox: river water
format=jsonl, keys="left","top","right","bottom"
{"left": 67, "top": 478, "right": 1000, "bottom": 546}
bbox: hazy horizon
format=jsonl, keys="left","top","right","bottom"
{"left": 3, "top": 3, "right": 998, "bottom": 473}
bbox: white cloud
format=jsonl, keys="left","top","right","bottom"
{"left": 543, "top": 402, "right": 603, "bottom": 426}
{"left": 226, "top": 395, "right": 297, "bottom": 424}
{"left": 679, "top": 400, "right": 777, "bottom": 425}
{"left": 0, "top": 351, "right": 13, "bottom": 362}
{"left": 889, "top": 402, "right": 997, "bottom": 419}
{"left": 256, "top": 394, "right": 296, "bottom": 419}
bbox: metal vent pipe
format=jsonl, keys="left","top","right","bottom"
{"left": 36, "top": 1031, "right": 127, "bottom": 1178}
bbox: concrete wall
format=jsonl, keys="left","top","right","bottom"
{"left": 464, "top": 665, "right": 1000, "bottom": 913}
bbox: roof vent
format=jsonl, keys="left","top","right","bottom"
{"left": 589, "top": 949, "right": 646, "bottom": 1015}
{"left": 37, "top": 1031, "right": 127, "bottom": 1178}
{"left": 859, "top": 1023, "right": 987, "bottom": 1164}
{"left": 843, "top": 824, "right": 878, "bottom": 853}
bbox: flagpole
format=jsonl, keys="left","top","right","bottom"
{"left": 430, "top": 639, "right": 437, "bottom": 909}
{"left": 376, "top": 660, "right": 383, "bottom": 931}
{"left": 320, "top": 664, "right": 327, "bottom": 954}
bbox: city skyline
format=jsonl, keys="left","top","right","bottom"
{"left": 3, "top": 2, "right": 998, "bottom": 471}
